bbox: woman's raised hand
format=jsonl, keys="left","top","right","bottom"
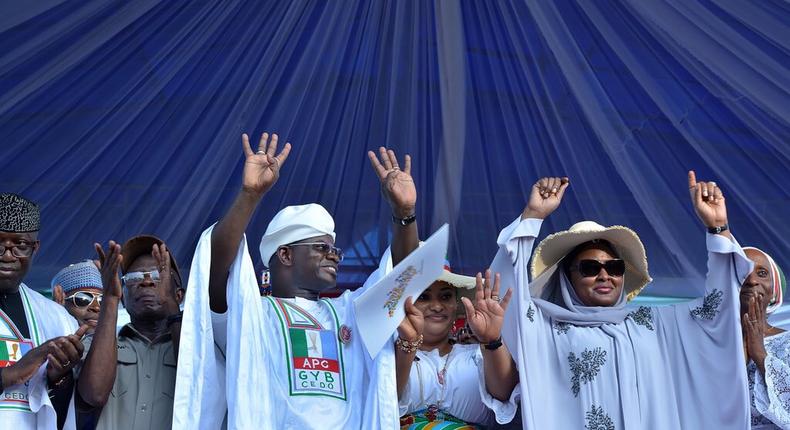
{"left": 522, "top": 177, "right": 569, "bottom": 220}
{"left": 462, "top": 270, "right": 512, "bottom": 344}
{"left": 688, "top": 171, "right": 728, "bottom": 230}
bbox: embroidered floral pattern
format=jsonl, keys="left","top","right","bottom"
{"left": 749, "top": 331, "right": 790, "bottom": 427}
{"left": 554, "top": 321, "right": 570, "bottom": 335}
{"left": 585, "top": 405, "right": 615, "bottom": 430}
{"left": 568, "top": 347, "right": 607, "bottom": 397}
{"left": 690, "top": 289, "right": 723, "bottom": 320}
{"left": 627, "top": 306, "right": 654, "bottom": 331}
{"left": 526, "top": 304, "right": 535, "bottom": 322}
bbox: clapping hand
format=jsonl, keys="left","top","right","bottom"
{"left": 462, "top": 270, "right": 512, "bottom": 344}
{"left": 152, "top": 243, "right": 181, "bottom": 315}
{"left": 241, "top": 132, "right": 292, "bottom": 197}
{"left": 367, "top": 147, "right": 416, "bottom": 219}
{"left": 522, "top": 177, "right": 569, "bottom": 220}
{"left": 688, "top": 171, "right": 728, "bottom": 230}
{"left": 94, "top": 241, "right": 122, "bottom": 300}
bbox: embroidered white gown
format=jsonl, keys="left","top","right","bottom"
{"left": 173, "top": 226, "right": 399, "bottom": 429}
{"left": 750, "top": 330, "right": 790, "bottom": 429}
{"left": 482, "top": 217, "right": 753, "bottom": 429}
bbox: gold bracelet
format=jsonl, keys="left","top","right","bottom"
{"left": 395, "top": 334, "right": 423, "bottom": 354}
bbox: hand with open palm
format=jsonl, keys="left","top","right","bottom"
{"left": 367, "top": 147, "right": 417, "bottom": 219}
{"left": 241, "top": 132, "right": 292, "bottom": 198}
{"left": 462, "top": 270, "right": 513, "bottom": 344}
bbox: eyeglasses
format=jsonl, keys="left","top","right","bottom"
{"left": 570, "top": 259, "right": 626, "bottom": 277}
{"left": 0, "top": 242, "right": 35, "bottom": 258}
{"left": 65, "top": 291, "right": 103, "bottom": 308}
{"left": 121, "top": 270, "right": 160, "bottom": 288}
{"left": 287, "top": 242, "right": 344, "bottom": 262}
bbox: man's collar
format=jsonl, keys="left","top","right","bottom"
{"left": 120, "top": 323, "right": 172, "bottom": 345}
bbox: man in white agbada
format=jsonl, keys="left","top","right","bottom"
{"left": 466, "top": 173, "right": 752, "bottom": 429}
{"left": 174, "top": 134, "right": 420, "bottom": 428}
{"left": 0, "top": 193, "right": 85, "bottom": 430}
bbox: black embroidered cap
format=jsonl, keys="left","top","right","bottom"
{"left": 0, "top": 193, "right": 40, "bottom": 233}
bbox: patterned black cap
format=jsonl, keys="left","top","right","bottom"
{"left": 0, "top": 193, "right": 40, "bottom": 233}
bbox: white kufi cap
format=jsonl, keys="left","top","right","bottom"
{"left": 259, "top": 204, "right": 336, "bottom": 267}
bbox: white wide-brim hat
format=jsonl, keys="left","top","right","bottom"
{"left": 530, "top": 221, "right": 652, "bottom": 301}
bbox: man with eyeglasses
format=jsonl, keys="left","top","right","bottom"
{"left": 174, "top": 133, "right": 419, "bottom": 428}
{"left": 51, "top": 261, "right": 104, "bottom": 335}
{"left": 76, "top": 234, "right": 184, "bottom": 430}
{"left": 0, "top": 193, "right": 87, "bottom": 429}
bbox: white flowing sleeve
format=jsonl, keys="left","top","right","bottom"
{"left": 656, "top": 233, "right": 752, "bottom": 332}
{"left": 652, "top": 233, "right": 753, "bottom": 429}
{"left": 491, "top": 216, "right": 543, "bottom": 363}
{"left": 754, "top": 343, "right": 790, "bottom": 429}
{"left": 477, "top": 360, "right": 521, "bottom": 424}
{"left": 480, "top": 217, "right": 541, "bottom": 424}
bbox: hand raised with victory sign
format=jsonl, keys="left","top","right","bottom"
{"left": 462, "top": 270, "right": 513, "bottom": 344}
{"left": 522, "top": 176, "right": 570, "bottom": 220}
{"left": 368, "top": 147, "right": 417, "bottom": 219}
{"left": 241, "top": 132, "right": 292, "bottom": 198}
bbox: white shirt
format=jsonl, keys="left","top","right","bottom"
{"left": 398, "top": 343, "right": 493, "bottom": 425}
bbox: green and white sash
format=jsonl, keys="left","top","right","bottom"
{"left": 267, "top": 297, "right": 347, "bottom": 400}
{"left": 0, "top": 288, "right": 42, "bottom": 413}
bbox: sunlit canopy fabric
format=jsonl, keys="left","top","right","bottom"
{"left": 0, "top": 1, "right": 788, "bottom": 323}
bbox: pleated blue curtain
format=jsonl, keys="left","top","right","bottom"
{"left": 0, "top": 0, "right": 788, "bottom": 320}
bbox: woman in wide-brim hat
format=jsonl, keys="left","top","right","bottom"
{"left": 740, "top": 246, "right": 788, "bottom": 429}
{"left": 464, "top": 173, "right": 754, "bottom": 429}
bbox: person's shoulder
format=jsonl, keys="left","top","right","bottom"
{"left": 22, "top": 285, "right": 75, "bottom": 321}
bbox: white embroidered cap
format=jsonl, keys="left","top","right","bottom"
{"left": 259, "top": 204, "right": 336, "bottom": 267}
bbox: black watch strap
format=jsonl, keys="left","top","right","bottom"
{"left": 707, "top": 224, "right": 728, "bottom": 234}
{"left": 392, "top": 213, "right": 416, "bottom": 226}
{"left": 484, "top": 337, "right": 503, "bottom": 351}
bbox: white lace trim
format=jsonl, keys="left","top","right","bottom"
{"left": 752, "top": 332, "right": 790, "bottom": 429}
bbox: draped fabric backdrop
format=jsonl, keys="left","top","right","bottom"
{"left": 1, "top": 1, "right": 788, "bottom": 322}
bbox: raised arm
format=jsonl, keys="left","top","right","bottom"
{"left": 78, "top": 241, "right": 123, "bottom": 407}
{"left": 367, "top": 147, "right": 418, "bottom": 267}
{"left": 463, "top": 270, "right": 516, "bottom": 401}
{"left": 688, "top": 171, "right": 731, "bottom": 241}
{"left": 209, "top": 133, "right": 291, "bottom": 313}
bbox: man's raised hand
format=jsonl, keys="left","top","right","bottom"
{"left": 368, "top": 147, "right": 416, "bottom": 219}
{"left": 95, "top": 241, "right": 122, "bottom": 300}
{"left": 241, "top": 132, "right": 292, "bottom": 197}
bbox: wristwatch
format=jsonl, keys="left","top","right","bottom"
{"left": 707, "top": 224, "right": 728, "bottom": 234}
{"left": 392, "top": 213, "right": 416, "bottom": 226}
{"left": 484, "top": 337, "right": 503, "bottom": 351}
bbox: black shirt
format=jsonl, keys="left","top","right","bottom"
{"left": 0, "top": 288, "right": 31, "bottom": 339}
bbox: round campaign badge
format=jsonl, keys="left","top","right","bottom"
{"left": 339, "top": 324, "right": 352, "bottom": 345}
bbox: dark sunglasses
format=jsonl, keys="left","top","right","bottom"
{"left": 571, "top": 259, "right": 626, "bottom": 277}
{"left": 65, "top": 291, "right": 103, "bottom": 308}
{"left": 286, "top": 242, "right": 344, "bottom": 262}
